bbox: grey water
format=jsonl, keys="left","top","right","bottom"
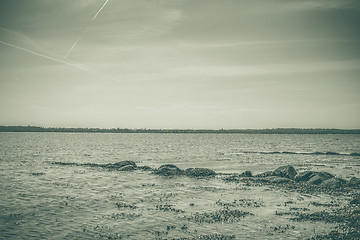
{"left": 0, "top": 133, "right": 359, "bottom": 239}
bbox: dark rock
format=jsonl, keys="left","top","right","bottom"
{"left": 118, "top": 165, "right": 137, "bottom": 171}
{"left": 348, "top": 177, "right": 360, "bottom": 188}
{"left": 272, "top": 165, "right": 297, "bottom": 179}
{"left": 112, "top": 161, "right": 137, "bottom": 168}
{"left": 295, "top": 171, "right": 334, "bottom": 185}
{"left": 350, "top": 197, "right": 360, "bottom": 205}
{"left": 184, "top": 168, "right": 216, "bottom": 177}
{"left": 154, "top": 164, "right": 184, "bottom": 176}
{"left": 239, "top": 170, "right": 252, "bottom": 177}
{"left": 268, "top": 176, "right": 293, "bottom": 184}
{"left": 105, "top": 161, "right": 137, "bottom": 171}
{"left": 260, "top": 176, "right": 293, "bottom": 184}
{"left": 255, "top": 171, "right": 273, "bottom": 178}
{"left": 295, "top": 171, "right": 317, "bottom": 182}
{"left": 321, "top": 178, "right": 347, "bottom": 189}
{"left": 138, "top": 165, "right": 153, "bottom": 171}
{"left": 325, "top": 151, "right": 340, "bottom": 155}
{"left": 83, "top": 163, "right": 102, "bottom": 167}
{"left": 255, "top": 165, "right": 297, "bottom": 179}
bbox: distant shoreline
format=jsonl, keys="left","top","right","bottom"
{"left": 0, "top": 126, "right": 359, "bottom": 134}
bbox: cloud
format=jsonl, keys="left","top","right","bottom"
{"left": 176, "top": 39, "right": 358, "bottom": 50}
{"left": 168, "top": 59, "right": 360, "bottom": 77}
{"left": 0, "top": 27, "right": 88, "bottom": 71}
{"left": 281, "top": 0, "right": 360, "bottom": 11}
{"left": 83, "top": 3, "right": 183, "bottom": 42}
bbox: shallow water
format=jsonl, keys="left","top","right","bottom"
{"left": 0, "top": 133, "right": 359, "bottom": 239}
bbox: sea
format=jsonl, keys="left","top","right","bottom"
{"left": 0, "top": 132, "right": 359, "bottom": 239}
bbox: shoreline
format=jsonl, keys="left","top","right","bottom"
{"left": 50, "top": 160, "right": 360, "bottom": 239}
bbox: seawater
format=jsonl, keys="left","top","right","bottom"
{"left": 0, "top": 133, "right": 359, "bottom": 239}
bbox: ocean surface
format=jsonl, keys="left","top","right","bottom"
{"left": 0, "top": 132, "right": 359, "bottom": 239}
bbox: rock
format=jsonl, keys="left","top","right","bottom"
{"left": 255, "top": 165, "right": 297, "bottom": 179}
{"left": 350, "top": 197, "right": 360, "bottom": 205}
{"left": 239, "top": 171, "right": 252, "bottom": 177}
{"left": 295, "top": 171, "right": 334, "bottom": 185}
{"left": 321, "top": 178, "right": 347, "bottom": 189}
{"left": 348, "top": 177, "right": 360, "bottom": 188}
{"left": 350, "top": 153, "right": 360, "bottom": 156}
{"left": 184, "top": 168, "right": 216, "bottom": 177}
{"left": 105, "top": 161, "right": 137, "bottom": 170}
{"left": 138, "top": 165, "right": 153, "bottom": 171}
{"left": 255, "top": 171, "right": 273, "bottom": 178}
{"left": 154, "top": 164, "right": 184, "bottom": 176}
{"left": 264, "top": 176, "right": 293, "bottom": 184}
{"left": 308, "top": 173, "right": 334, "bottom": 185}
{"left": 112, "top": 161, "right": 137, "bottom": 168}
{"left": 118, "top": 165, "right": 137, "bottom": 171}
{"left": 295, "top": 171, "right": 317, "bottom": 182}
{"left": 272, "top": 165, "right": 297, "bottom": 179}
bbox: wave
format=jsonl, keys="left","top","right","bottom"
{"left": 237, "top": 151, "right": 360, "bottom": 157}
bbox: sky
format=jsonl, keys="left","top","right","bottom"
{"left": 0, "top": 0, "right": 359, "bottom": 129}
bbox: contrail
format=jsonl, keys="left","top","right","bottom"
{"left": 92, "top": 0, "right": 110, "bottom": 21}
{"left": 64, "top": 30, "right": 86, "bottom": 58}
{"left": 65, "top": 0, "right": 110, "bottom": 58}
{"left": 0, "top": 40, "right": 87, "bottom": 71}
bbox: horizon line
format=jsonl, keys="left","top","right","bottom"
{"left": 0, "top": 125, "right": 359, "bottom": 132}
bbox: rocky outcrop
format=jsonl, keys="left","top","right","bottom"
{"left": 260, "top": 176, "right": 293, "bottom": 184}
{"left": 105, "top": 161, "right": 137, "bottom": 171}
{"left": 138, "top": 165, "right": 153, "bottom": 171}
{"left": 239, "top": 171, "right": 252, "bottom": 177}
{"left": 272, "top": 165, "right": 297, "bottom": 179}
{"left": 154, "top": 164, "right": 184, "bottom": 176}
{"left": 295, "top": 171, "right": 334, "bottom": 185}
{"left": 348, "top": 177, "right": 360, "bottom": 188}
{"left": 256, "top": 165, "right": 297, "bottom": 179}
{"left": 350, "top": 197, "right": 360, "bottom": 205}
{"left": 320, "top": 177, "right": 347, "bottom": 189}
{"left": 185, "top": 168, "right": 216, "bottom": 177}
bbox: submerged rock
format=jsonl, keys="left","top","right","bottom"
{"left": 255, "top": 171, "right": 273, "bottom": 178}
{"left": 348, "top": 177, "right": 360, "bottom": 188}
{"left": 272, "top": 165, "right": 297, "bottom": 179}
{"left": 350, "top": 197, "right": 360, "bottom": 205}
{"left": 154, "top": 164, "right": 184, "bottom": 176}
{"left": 106, "top": 161, "right": 137, "bottom": 171}
{"left": 239, "top": 170, "right": 252, "bottom": 177}
{"left": 295, "top": 171, "right": 334, "bottom": 185}
{"left": 185, "top": 168, "right": 216, "bottom": 177}
{"left": 138, "top": 165, "right": 153, "bottom": 171}
{"left": 294, "top": 171, "right": 317, "bottom": 182}
{"left": 255, "top": 176, "right": 293, "bottom": 184}
{"left": 118, "top": 165, "right": 137, "bottom": 171}
{"left": 266, "top": 176, "right": 293, "bottom": 184}
{"left": 256, "top": 165, "right": 297, "bottom": 179}
{"left": 320, "top": 177, "right": 347, "bottom": 189}
{"left": 112, "top": 161, "right": 137, "bottom": 168}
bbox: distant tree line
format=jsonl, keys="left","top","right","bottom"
{"left": 0, "top": 126, "right": 359, "bottom": 134}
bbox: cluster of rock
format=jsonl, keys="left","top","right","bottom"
{"left": 153, "top": 164, "right": 216, "bottom": 177}
{"left": 52, "top": 160, "right": 359, "bottom": 189}
{"left": 235, "top": 165, "right": 360, "bottom": 190}
{"left": 52, "top": 161, "right": 217, "bottom": 178}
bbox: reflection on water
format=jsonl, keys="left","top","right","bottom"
{"left": 0, "top": 133, "right": 359, "bottom": 239}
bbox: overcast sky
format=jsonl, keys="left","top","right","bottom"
{"left": 0, "top": 0, "right": 359, "bottom": 129}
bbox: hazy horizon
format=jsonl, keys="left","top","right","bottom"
{"left": 1, "top": 0, "right": 360, "bottom": 129}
